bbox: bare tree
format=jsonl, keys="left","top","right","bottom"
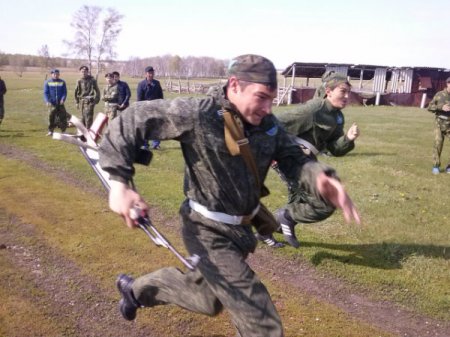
{"left": 9, "top": 55, "right": 27, "bottom": 77}
{"left": 64, "top": 5, "right": 123, "bottom": 76}
{"left": 37, "top": 44, "right": 52, "bottom": 71}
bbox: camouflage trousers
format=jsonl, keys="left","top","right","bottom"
{"left": 285, "top": 164, "right": 336, "bottom": 224}
{"left": 48, "top": 104, "right": 69, "bottom": 132}
{"left": 80, "top": 100, "right": 96, "bottom": 129}
{"left": 433, "top": 117, "right": 450, "bottom": 167}
{"left": 132, "top": 199, "right": 284, "bottom": 337}
{"left": 104, "top": 103, "right": 118, "bottom": 120}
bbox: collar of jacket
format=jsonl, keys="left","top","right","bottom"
{"left": 324, "top": 98, "right": 340, "bottom": 112}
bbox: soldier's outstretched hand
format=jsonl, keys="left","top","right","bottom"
{"left": 109, "top": 180, "right": 149, "bottom": 228}
{"left": 316, "top": 172, "right": 361, "bottom": 224}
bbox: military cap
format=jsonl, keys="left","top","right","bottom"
{"left": 227, "top": 54, "right": 277, "bottom": 88}
{"left": 50, "top": 69, "right": 60, "bottom": 74}
{"left": 145, "top": 66, "right": 154, "bottom": 73}
{"left": 105, "top": 72, "right": 113, "bottom": 78}
{"left": 446, "top": 77, "right": 450, "bottom": 83}
{"left": 79, "top": 65, "right": 89, "bottom": 71}
{"left": 325, "top": 73, "right": 351, "bottom": 88}
{"left": 321, "top": 70, "right": 335, "bottom": 82}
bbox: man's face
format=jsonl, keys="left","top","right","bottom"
{"left": 113, "top": 74, "right": 120, "bottom": 82}
{"left": 52, "top": 72, "right": 60, "bottom": 80}
{"left": 106, "top": 76, "right": 115, "bottom": 85}
{"left": 230, "top": 78, "right": 277, "bottom": 126}
{"left": 80, "top": 68, "right": 88, "bottom": 78}
{"left": 326, "top": 83, "right": 351, "bottom": 109}
{"left": 146, "top": 71, "right": 154, "bottom": 81}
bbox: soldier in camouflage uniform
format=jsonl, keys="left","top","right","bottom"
{"left": 428, "top": 77, "right": 450, "bottom": 174}
{"left": 99, "top": 55, "right": 360, "bottom": 337}
{"left": 102, "top": 73, "right": 120, "bottom": 120}
{"left": 74, "top": 65, "right": 100, "bottom": 128}
{"left": 257, "top": 73, "right": 360, "bottom": 248}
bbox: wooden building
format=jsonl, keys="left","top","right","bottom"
{"left": 278, "top": 62, "right": 450, "bottom": 108}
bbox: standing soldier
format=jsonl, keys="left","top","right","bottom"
{"left": 43, "top": 69, "right": 70, "bottom": 136}
{"left": 428, "top": 77, "right": 450, "bottom": 174}
{"left": 74, "top": 65, "right": 100, "bottom": 128}
{"left": 102, "top": 73, "right": 120, "bottom": 120}
{"left": 112, "top": 71, "right": 131, "bottom": 112}
{"left": 0, "top": 75, "right": 7, "bottom": 126}
{"left": 137, "top": 66, "right": 164, "bottom": 149}
{"left": 99, "top": 54, "right": 360, "bottom": 336}
{"left": 257, "top": 72, "right": 360, "bottom": 248}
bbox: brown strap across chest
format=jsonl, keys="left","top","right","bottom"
{"left": 223, "top": 109, "right": 261, "bottom": 192}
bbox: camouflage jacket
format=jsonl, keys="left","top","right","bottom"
{"left": 428, "top": 89, "right": 450, "bottom": 118}
{"left": 277, "top": 98, "right": 354, "bottom": 156}
{"left": 102, "top": 84, "right": 119, "bottom": 104}
{"left": 74, "top": 76, "right": 100, "bottom": 104}
{"left": 99, "top": 86, "right": 331, "bottom": 215}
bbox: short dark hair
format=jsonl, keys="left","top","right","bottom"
{"left": 112, "top": 71, "right": 120, "bottom": 77}
{"left": 79, "top": 65, "right": 89, "bottom": 71}
{"left": 105, "top": 73, "right": 113, "bottom": 78}
{"left": 145, "top": 66, "right": 154, "bottom": 73}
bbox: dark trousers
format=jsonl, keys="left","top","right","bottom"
{"left": 48, "top": 104, "right": 69, "bottom": 132}
{"left": 132, "top": 200, "right": 284, "bottom": 337}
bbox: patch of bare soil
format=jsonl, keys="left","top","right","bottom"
{"left": 1, "top": 143, "right": 449, "bottom": 337}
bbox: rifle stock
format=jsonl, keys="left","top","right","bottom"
{"left": 53, "top": 114, "right": 200, "bottom": 270}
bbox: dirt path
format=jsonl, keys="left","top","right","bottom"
{"left": 1, "top": 143, "right": 449, "bottom": 337}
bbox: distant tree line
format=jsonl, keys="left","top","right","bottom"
{"left": 120, "top": 55, "right": 227, "bottom": 78}
{"left": 0, "top": 51, "right": 227, "bottom": 79}
{"left": 0, "top": 50, "right": 82, "bottom": 77}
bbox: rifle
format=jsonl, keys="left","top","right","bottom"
{"left": 52, "top": 114, "right": 200, "bottom": 271}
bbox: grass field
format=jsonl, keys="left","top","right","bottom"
{"left": 0, "top": 70, "right": 449, "bottom": 336}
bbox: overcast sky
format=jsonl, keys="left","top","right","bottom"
{"left": 1, "top": 0, "right": 449, "bottom": 69}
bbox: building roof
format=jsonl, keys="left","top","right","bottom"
{"left": 281, "top": 62, "right": 450, "bottom": 80}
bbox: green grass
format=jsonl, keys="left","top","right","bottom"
{"left": 0, "top": 70, "right": 449, "bottom": 334}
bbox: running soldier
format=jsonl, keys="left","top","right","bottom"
{"left": 99, "top": 54, "right": 360, "bottom": 337}
{"left": 102, "top": 73, "right": 120, "bottom": 120}
{"left": 428, "top": 77, "right": 450, "bottom": 174}
{"left": 258, "top": 72, "right": 360, "bottom": 248}
{"left": 43, "top": 69, "right": 70, "bottom": 136}
{"left": 74, "top": 66, "right": 100, "bottom": 128}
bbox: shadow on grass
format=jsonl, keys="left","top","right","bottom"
{"left": 301, "top": 241, "right": 449, "bottom": 269}
{"left": 338, "top": 152, "right": 396, "bottom": 157}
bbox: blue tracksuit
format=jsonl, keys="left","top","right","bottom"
{"left": 44, "top": 79, "right": 67, "bottom": 105}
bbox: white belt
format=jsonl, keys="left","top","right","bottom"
{"left": 437, "top": 115, "right": 449, "bottom": 120}
{"left": 295, "top": 137, "right": 319, "bottom": 155}
{"left": 189, "top": 199, "right": 260, "bottom": 226}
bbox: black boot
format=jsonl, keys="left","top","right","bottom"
{"left": 116, "top": 274, "right": 141, "bottom": 321}
{"left": 275, "top": 208, "right": 300, "bottom": 248}
{"left": 255, "top": 233, "right": 284, "bottom": 248}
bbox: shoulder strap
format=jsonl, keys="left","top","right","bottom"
{"left": 223, "top": 109, "right": 261, "bottom": 192}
